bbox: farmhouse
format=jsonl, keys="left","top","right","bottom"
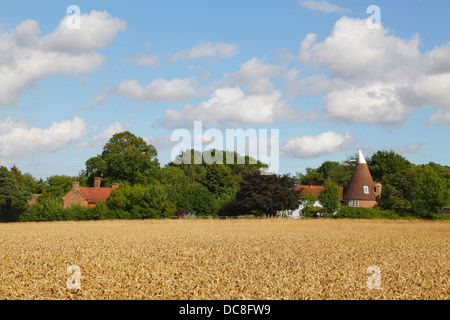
{"left": 63, "top": 177, "right": 118, "bottom": 209}
{"left": 286, "top": 149, "right": 382, "bottom": 218}
{"left": 285, "top": 185, "right": 344, "bottom": 219}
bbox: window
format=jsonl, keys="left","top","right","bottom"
{"left": 349, "top": 200, "right": 359, "bottom": 207}
{"left": 363, "top": 186, "right": 369, "bottom": 194}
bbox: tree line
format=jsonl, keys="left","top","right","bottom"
{"left": 0, "top": 131, "right": 449, "bottom": 222}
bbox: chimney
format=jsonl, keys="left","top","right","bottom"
{"left": 94, "top": 177, "right": 101, "bottom": 188}
{"left": 112, "top": 183, "right": 119, "bottom": 190}
{"left": 375, "top": 182, "right": 382, "bottom": 199}
{"left": 72, "top": 181, "right": 79, "bottom": 191}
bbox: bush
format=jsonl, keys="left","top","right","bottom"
{"left": 19, "top": 195, "right": 64, "bottom": 222}
{"left": 106, "top": 184, "right": 171, "bottom": 219}
{"left": 302, "top": 206, "right": 324, "bottom": 218}
{"left": 177, "top": 183, "right": 217, "bottom": 216}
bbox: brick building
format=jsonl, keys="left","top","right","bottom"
{"left": 343, "top": 149, "right": 381, "bottom": 208}
{"left": 63, "top": 177, "right": 118, "bottom": 209}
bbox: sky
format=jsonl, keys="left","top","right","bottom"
{"left": 0, "top": 0, "right": 449, "bottom": 179}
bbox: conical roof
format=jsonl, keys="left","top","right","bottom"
{"left": 344, "top": 149, "right": 376, "bottom": 201}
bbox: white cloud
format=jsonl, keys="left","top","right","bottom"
{"left": 298, "top": 0, "right": 349, "bottom": 13}
{"left": 0, "top": 117, "right": 88, "bottom": 158}
{"left": 173, "top": 41, "right": 239, "bottom": 61}
{"left": 291, "top": 16, "right": 450, "bottom": 125}
{"left": 280, "top": 131, "right": 354, "bottom": 158}
{"left": 114, "top": 77, "right": 197, "bottom": 102}
{"left": 229, "top": 57, "right": 286, "bottom": 94}
{"left": 143, "top": 134, "right": 174, "bottom": 149}
{"left": 77, "top": 121, "right": 123, "bottom": 148}
{"left": 323, "top": 82, "right": 410, "bottom": 124}
{"left": 163, "top": 86, "right": 297, "bottom": 127}
{"left": 428, "top": 109, "right": 450, "bottom": 125}
{"left": 395, "top": 142, "right": 425, "bottom": 155}
{"left": 127, "top": 54, "right": 158, "bottom": 66}
{"left": 0, "top": 11, "right": 125, "bottom": 106}
{"left": 43, "top": 10, "right": 126, "bottom": 53}
{"left": 88, "top": 92, "right": 109, "bottom": 108}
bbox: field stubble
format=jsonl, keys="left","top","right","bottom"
{"left": 0, "top": 219, "right": 448, "bottom": 300}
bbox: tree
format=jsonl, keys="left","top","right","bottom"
{"left": 297, "top": 189, "right": 318, "bottom": 217}
{"left": 367, "top": 149, "right": 412, "bottom": 183}
{"left": 176, "top": 183, "right": 217, "bottom": 216}
{"left": 233, "top": 171, "right": 298, "bottom": 217}
{"left": 318, "top": 178, "right": 341, "bottom": 216}
{"left": 106, "top": 184, "right": 174, "bottom": 219}
{"left": 295, "top": 160, "right": 355, "bottom": 187}
{"left": 157, "top": 166, "right": 192, "bottom": 202}
{"left": 199, "top": 163, "right": 238, "bottom": 196}
{"left": 44, "top": 175, "right": 81, "bottom": 197}
{"left": 381, "top": 165, "right": 448, "bottom": 217}
{"left": 0, "top": 166, "right": 30, "bottom": 221}
{"left": 86, "top": 131, "right": 160, "bottom": 186}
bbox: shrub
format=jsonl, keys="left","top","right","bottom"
{"left": 106, "top": 184, "right": 171, "bottom": 219}
{"left": 19, "top": 195, "right": 64, "bottom": 222}
{"left": 177, "top": 183, "right": 217, "bottom": 216}
{"left": 334, "top": 206, "right": 412, "bottom": 219}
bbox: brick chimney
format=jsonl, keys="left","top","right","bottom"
{"left": 112, "top": 183, "right": 119, "bottom": 190}
{"left": 94, "top": 177, "right": 101, "bottom": 188}
{"left": 375, "top": 182, "right": 382, "bottom": 199}
{"left": 72, "top": 181, "right": 79, "bottom": 191}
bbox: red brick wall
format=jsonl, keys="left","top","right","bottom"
{"left": 63, "top": 189, "right": 87, "bottom": 209}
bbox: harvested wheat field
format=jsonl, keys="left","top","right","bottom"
{"left": 0, "top": 219, "right": 448, "bottom": 300}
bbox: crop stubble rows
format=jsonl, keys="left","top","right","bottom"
{"left": 0, "top": 219, "right": 448, "bottom": 299}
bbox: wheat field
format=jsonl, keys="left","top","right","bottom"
{"left": 0, "top": 219, "right": 448, "bottom": 300}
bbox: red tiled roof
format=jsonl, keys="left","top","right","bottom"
{"left": 77, "top": 187, "right": 113, "bottom": 204}
{"left": 343, "top": 163, "right": 376, "bottom": 201}
{"left": 295, "top": 185, "right": 344, "bottom": 201}
{"left": 28, "top": 194, "right": 41, "bottom": 205}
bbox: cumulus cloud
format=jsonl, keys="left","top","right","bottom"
{"left": 0, "top": 117, "right": 88, "bottom": 158}
{"left": 173, "top": 41, "right": 239, "bottom": 61}
{"left": 280, "top": 131, "right": 354, "bottom": 158}
{"left": 163, "top": 86, "right": 297, "bottom": 127}
{"left": 114, "top": 77, "right": 197, "bottom": 102}
{"left": 395, "top": 142, "right": 425, "bottom": 155}
{"left": 42, "top": 10, "right": 126, "bottom": 53}
{"left": 428, "top": 109, "right": 450, "bottom": 125}
{"left": 0, "top": 11, "right": 125, "bottom": 106}
{"left": 77, "top": 121, "right": 123, "bottom": 148}
{"left": 229, "top": 57, "right": 286, "bottom": 94}
{"left": 298, "top": 0, "right": 349, "bottom": 13}
{"left": 127, "top": 54, "right": 158, "bottom": 66}
{"left": 143, "top": 134, "right": 174, "bottom": 149}
{"left": 289, "top": 16, "right": 450, "bottom": 125}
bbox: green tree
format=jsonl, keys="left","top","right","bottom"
{"left": 200, "top": 163, "right": 238, "bottom": 196}
{"left": 297, "top": 189, "right": 318, "bottom": 216}
{"left": 86, "top": 131, "right": 160, "bottom": 186}
{"left": 106, "top": 184, "right": 172, "bottom": 219}
{"left": 44, "top": 175, "right": 83, "bottom": 197}
{"left": 157, "top": 166, "right": 192, "bottom": 202}
{"left": 367, "top": 150, "right": 412, "bottom": 183}
{"left": 318, "top": 178, "right": 341, "bottom": 216}
{"left": 177, "top": 183, "right": 217, "bottom": 216}
{"left": 381, "top": 165, "right": 448, "bottom": 217}
{"left": 0, "top": 166, "right": 30, "bottom": 221}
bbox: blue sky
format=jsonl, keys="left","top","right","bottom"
{"left": 0, "top": 0, "right": 449, "bottom": 179}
